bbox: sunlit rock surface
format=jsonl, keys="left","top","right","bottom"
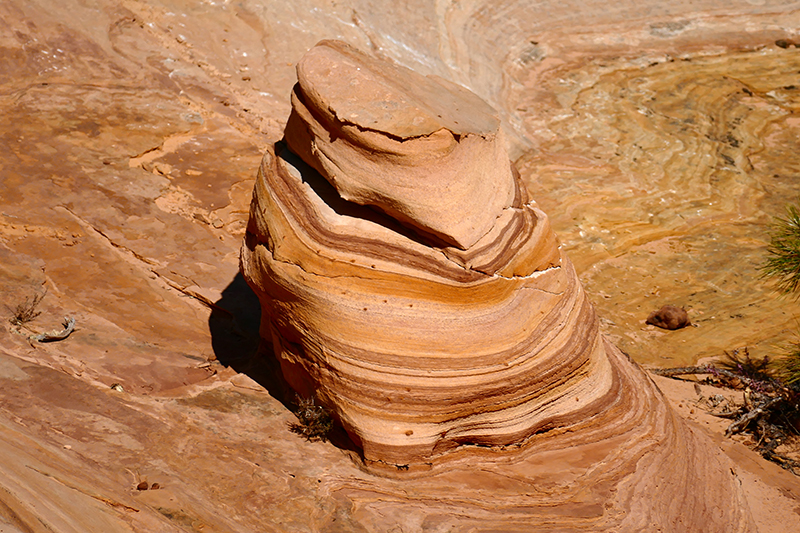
{"left": 285, "top": 40, "right": 517, "bottom": 249}
{"left": 242, "top": 40, "right": 569, "bottom": 470}
{"left": 0, "top": 0, "right": 798, "bottom": 531}
{"left": 515, "top": 44, "right": 800, "bottom": 366}
{"left": 241, "top": 40, "right": 754, "bottom": 529}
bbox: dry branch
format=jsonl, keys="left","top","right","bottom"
{"left": 651, "top": 364, "right": 799, "bottom": 475}
{"left": 650, "top": 365, "right": 763, "bottom": 389}
{"left": 30, "top": 316, "right": 76, "bottom": 342}
{"left": 725, "top": 396, "right": 783, "bottom": 437}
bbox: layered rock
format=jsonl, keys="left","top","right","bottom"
{"left": 283, "top": 40, "right": 517, "bottom": 250}
{"left": 241, "top": 39, "right": 752, "bottom": 528}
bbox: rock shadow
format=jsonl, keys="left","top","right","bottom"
{"left": 209, "top": 271, "right": 362, "bottom": 456}
{"left": 209, "top": 271, "right": 286, "bottom": 402}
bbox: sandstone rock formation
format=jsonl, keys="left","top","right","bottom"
{"left": 284, "top": 40, "right": 517, "bottom": 249}
{"left": 241, "top": 40, "right": 754, "bottom": 529}
{"left": 243, "top": 39, "right": 568, "bottom": 468}
{"left": 3, "top": 1, "right": 800, "bottom": 531}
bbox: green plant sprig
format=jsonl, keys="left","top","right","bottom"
{"left": 761, "top": 204, "right": 800, "bottom": 295}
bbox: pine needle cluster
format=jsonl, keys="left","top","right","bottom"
{"left": 762, "top": 203, "right": 800, "bottom": 386}
{"left": 776, "top": 342, "right": 800, "bottom": 386}
{"left": 762, "top": 204, "right": 800, "bottom": 294}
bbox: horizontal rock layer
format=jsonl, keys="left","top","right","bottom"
{"left": 320, "top": 339, "right": 753, "bottom": 532}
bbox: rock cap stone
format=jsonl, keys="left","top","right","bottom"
{"left": 285, "top": 39, "right": 516, "bottom": 250}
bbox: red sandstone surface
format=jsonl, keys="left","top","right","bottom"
{"left": 1, "top": 1, "right": 799, "bottom": 531}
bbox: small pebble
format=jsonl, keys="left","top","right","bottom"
{"left": 646, "top": 305, "right": 691, "bottom": 330}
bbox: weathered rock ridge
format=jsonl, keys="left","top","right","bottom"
{"left": 241, "top": 40, "right": 753, "bottom": 528}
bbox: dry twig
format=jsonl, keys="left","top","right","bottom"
{"left": 30, "top": 316, "right": 76, "bottom": 343}
{"left": 725, "top": 396, "right": 784, "bottom": 437}
{"left": 8, "top": 290, "right": 46, "bottom": 327}
{"left": 650, "top": 365, "right": 764, "bottom": 390}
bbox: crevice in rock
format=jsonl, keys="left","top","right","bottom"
{"left": 57, "top": 206, "right": 161, "bottom": 268}
{"left": 128, "top": 132, "right": 196, "bottom": 168}
{"left": 491, "top": 264, "right": 563, "bottom": 282}
{"left": 56, "top": 206, "right": 223, "bottom": 314}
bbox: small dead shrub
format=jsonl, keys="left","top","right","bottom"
{"left": 289, "top": 395, "right": 333, "bottom": 442}
{"left": 8, "top": 290, "right": 46, "bottom": 327}
{"left": 652, "top": 348, "right": 800, "bottom": 475}
{"left": 717, "top": 347, "right": 775, "bottom": 386}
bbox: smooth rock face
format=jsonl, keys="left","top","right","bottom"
{"left": 244, "top": 111, "right": 565, "bottom": 468}
{"left": 241, "top": 40, "right": 753, "bottom": 529}
{"left": 284, "top": 40, "right": 516, "bottom": 249}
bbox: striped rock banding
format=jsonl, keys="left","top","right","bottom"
{"left": 241, "top": 39, "right": 752, "bottom": 529}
